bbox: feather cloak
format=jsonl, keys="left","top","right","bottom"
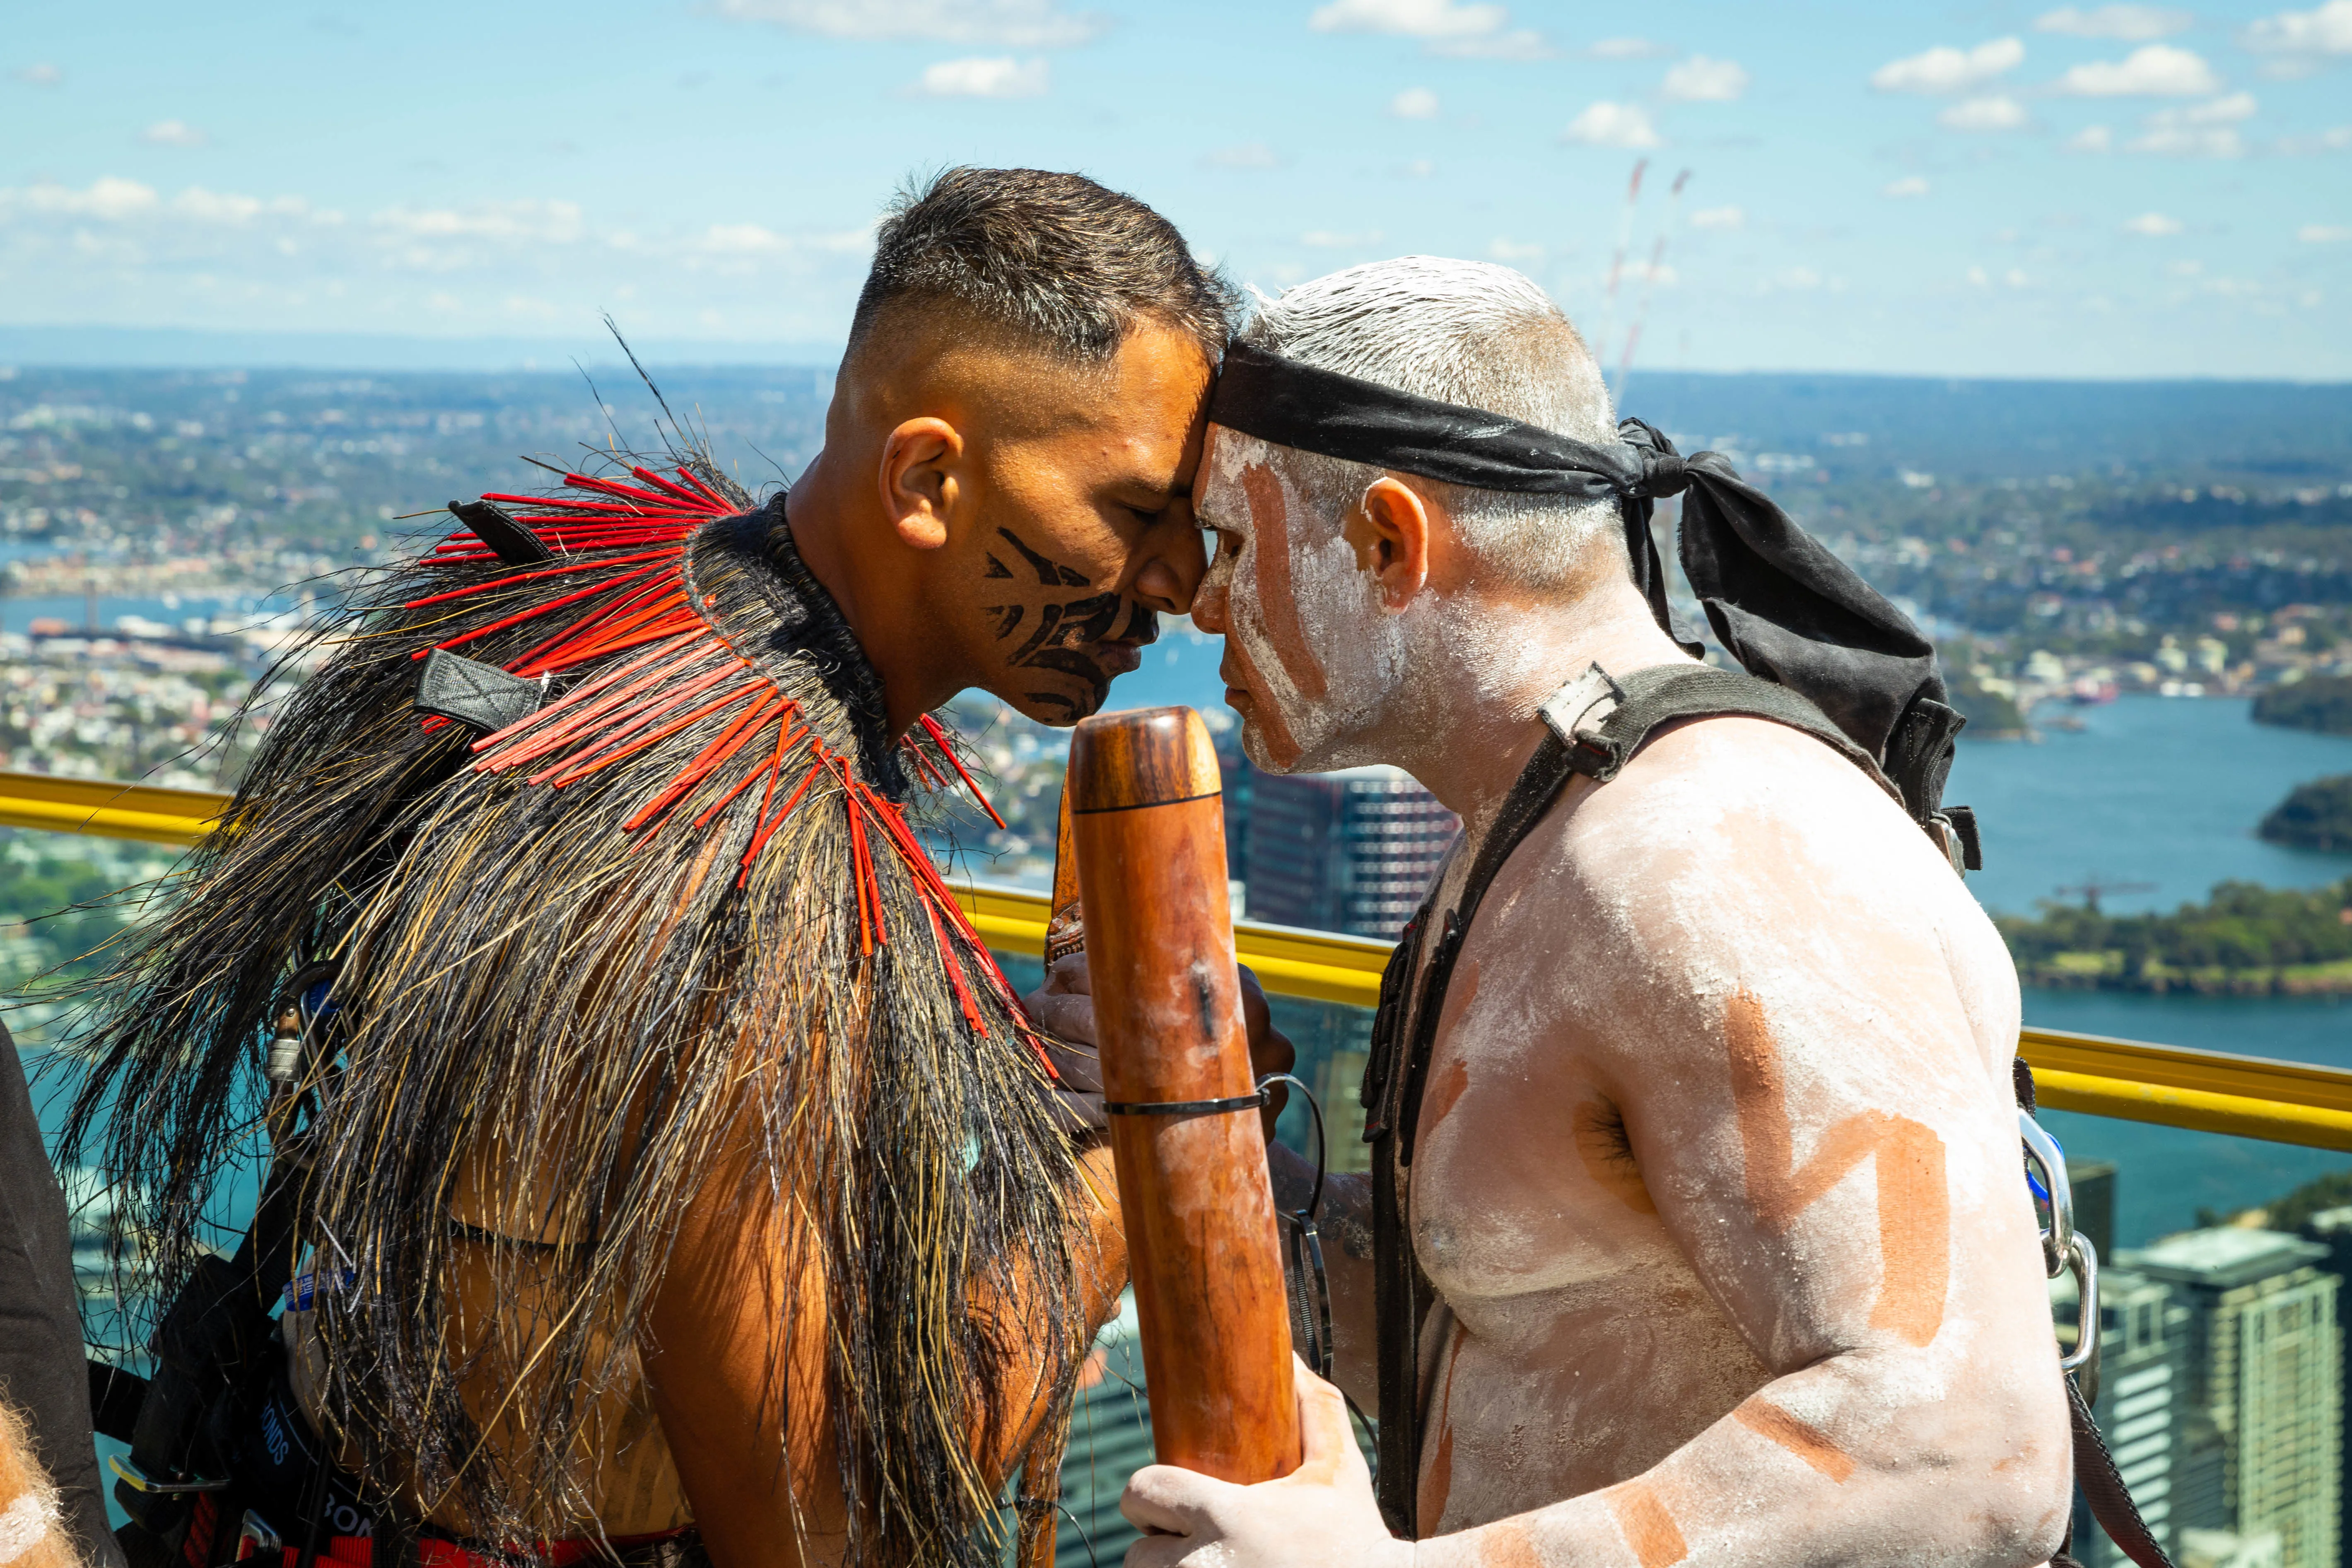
{"left": 64, "top": 466, "right": 1087, "bottom": 1566}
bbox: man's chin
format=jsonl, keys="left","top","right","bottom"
{"left": 1001, "top": 681, "right": 1103, "bottom": 728}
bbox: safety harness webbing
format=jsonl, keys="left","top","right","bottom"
{"left": 1360, "top": 662, "right": 2167, "bottom": 1567}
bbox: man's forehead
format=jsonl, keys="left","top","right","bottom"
{"left": 1197, "top": 425, "right": 1291, "bottom": 523}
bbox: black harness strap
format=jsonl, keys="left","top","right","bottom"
{"left": 1362, "top": 660, "right": 1876, "bottom": 1533}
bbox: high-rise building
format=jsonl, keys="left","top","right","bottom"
{"left": 2131, "top": 1228, "right": 2343, "bottom": 1568}
{"left": 2073, "top": 1158, "right": 2118, "bottom": 1266}
{"left": 1239, "top": 765, "right": 1458, "bottom": 940}
{"left": 2059, "top": 1264, "right": 2188, "bottom": 1568}
{"left": 2294, "top": 1206, "right": 2352, "bottom": 1568}
{"left": 1211, "top": 745, "right": 1456, "bottom": 1176}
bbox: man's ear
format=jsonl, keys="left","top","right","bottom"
{"left": 1353, "top": 476, "right": 1432, "bottom": 610}
{"left": 877, "top": 417, "right": 963, "bottom": 551}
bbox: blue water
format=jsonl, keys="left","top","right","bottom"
{"left": 1947, "top": 695, "right": 2352, "bottom": 919}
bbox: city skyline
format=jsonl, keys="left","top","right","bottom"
{"left": 0, "top": 1, "right": 2347, "bottom": 378}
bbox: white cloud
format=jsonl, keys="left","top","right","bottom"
{"left": 3, "top": 176, "right": 161, "bottom": 220}
{"left": 1389, "top": 86, "right": 1440, "bottom": 118}
{"left": 1397, "top": 157, "right": 1436, "bottom": 177}
{"left": 2068, "top": 123, "right": 2116, "bottom": 150}
{"left": 2131, "top": 125, "right": 2247, "bottom": 153}
{"left": 2298, "top": 223, "right": 2352, "bottom": 240}
{"left": 1202, "top": 142, "right": 1282, "bottom": 169}
{"left": 1584, "top": 36, "right": 1674, "bottom": 58}
{"left": 140, "top": 120, "right": 208, "bottom": 147}
{"left": 372, "top": 199, "right": 587, "bottom": 244}
{"left": 2123, "top": 210, "right": 2186, "bottom": 233}
{"left": 1309, "top": 0, "right": 1504, "bottom": 38}
{"left": 1883, "top": 174, "right": 1932, "bottom": 196}
{"left": 2276, "top": 124, "right": 2352, "bottom": 152}
{"left": 1690, "top": 204, "right": 1744, "bottom": 228}
{"left": 1940, "top": 94, "right": 2031, "bottom": 129}
{"left": 2152, "top": 89, "right": 2257, "bottom": 122}
{"left": 709, "top": 0, "right": 1102, "bottom": 46}
{"left": 1662, "top": 55, "right": 1749, "bottom": 101}
{"left": 2240, "top": 0, "right": 2352, "bottom": 58}
{"left": 2125, "top": 93, "right": 2253, "bottom": 153}
{"left": 910, "top": 55, "right": 1049, "bottom": 96}
{"left": 2035, "top": 5, "right": 2192, "bottom": 39}
{"left": 1560, "top": 101, "right": 1661, "bottom": 149}
{"left": 13, "top": 64, "right": 63, "bottom": 87}
{"left": 1870, "top": 37, "right": 2024, "bottom": 94}
{"left": 2054, "top": 43, "right": 2220, "bottom": 93}
{"left": 171, "top": 188, "right": 311, "bottom": 224}
{"left": 684, "top": 223, "right": 871, "bottom": 261}
{"left": 1488, "top": 236, "right": 1544, "bottom": 261}
{"left": 1430, "top": 28, "right": 1552, "bottom": 58}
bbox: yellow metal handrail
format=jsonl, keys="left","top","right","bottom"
{"left": 10, "top": 769, "right": 2351, "bottom": 1151}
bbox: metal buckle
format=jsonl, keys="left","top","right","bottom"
{"left": 2019, "top": 1111, "right": 2072, "bottom": 1278}
{"left": 236, "top": 1511, "right": 284, "bottom": 1562}
{"left": 108, "top": 1455, "right": 230, "bottom": 1495}
{"left": 2060, "top": 1233, "right": 2101, "bottom": 1383}
{"left": 1537, "top": 663, "right": 1623, "bottom": 750}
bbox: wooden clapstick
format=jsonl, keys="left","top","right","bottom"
{"left": 1045, "top": 780, "right": 1085, "bottom": 967}
{"left": 1067, "top": 705, "right": 1301, "bottom": 1484}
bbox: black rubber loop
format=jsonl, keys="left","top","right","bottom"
{"left": 1102, "top": 1091, "right": 1266, "bottom": 1117}
{"left": 1257, "top": 1072, "right": 1324, "bottom": 1221}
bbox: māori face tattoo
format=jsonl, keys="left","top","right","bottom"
{"left": 982, "top": 526, "right": 1160, "bottom": 720}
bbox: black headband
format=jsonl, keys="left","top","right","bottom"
{"left": 1206, "top": 340, "right": 1689, "bottom": 502}
{"left": 1200, "top": 340, "right": 1964, "bottom": 830}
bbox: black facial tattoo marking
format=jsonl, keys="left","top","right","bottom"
{"left": 983, "top": 526, "right": 1159, "bottom": 719}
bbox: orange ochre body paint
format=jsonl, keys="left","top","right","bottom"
{"left": 1725, "top": 991, "right": 1950, "bottom": 1347}
{"left": 1732, "top": 1399, "right": 1857, "bottom": 1483}
{"left": 1607, "top": 1482, "right": 1689, "bottom": 1568}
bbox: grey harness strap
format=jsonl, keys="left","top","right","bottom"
{"left": 1361, "top": 659, "right": 1887, "bottom": 1534}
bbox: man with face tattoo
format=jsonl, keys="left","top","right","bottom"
{"left": 66, "top": 169, "right": 1240, "bottom": 1568}
{"left": 1105, "top": 257, "right": 2084, "bottom": 1568}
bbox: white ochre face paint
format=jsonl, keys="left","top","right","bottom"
{"left": 1201, "top": 429, "right": 1408, "bottom": 774}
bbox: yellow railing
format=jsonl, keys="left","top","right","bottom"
{"left": 11, "top": 769, "right": 2352, "bottom": 1151}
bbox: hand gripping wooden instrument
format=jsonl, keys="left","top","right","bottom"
{"left": 1067, "top": 705, "right": 1302, "bottom": 1484}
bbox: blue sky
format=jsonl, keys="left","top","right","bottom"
{"left": 2, "top": 0, "right": 2348, "bottom": 378}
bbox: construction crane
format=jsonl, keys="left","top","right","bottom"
{"left": 2054, "top": 876, "right": 2156, "bottom": 914}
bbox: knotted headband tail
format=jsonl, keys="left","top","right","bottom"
{"left": 1205, "top": 343, "right": 1964, "bottom": 820}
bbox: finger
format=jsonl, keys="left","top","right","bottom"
{"left": 1027, "top": 992, "right": 1097, "bottom": 1045}
{"left": 1048, "top": 950, "right": 1095, "bottom": 996}
{"left": 1285, "top": 1353, "right": 1360, "bottom": 1485}
{"left": 1121, "top": 1464, "right": 1228, "bottom": 1537}
{"left": 1123, "top": 1535, "right": 1191, "bottom": 1568}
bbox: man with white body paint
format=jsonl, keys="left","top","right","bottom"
{"left": 1115, "top": 259, "right": 2075, "bottom": 1567}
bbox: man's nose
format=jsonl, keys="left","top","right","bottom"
{"left": 1191, "top": 565, "right": 1228, "bottom": 634}
{"left": 1129, "top": 513, "right": 1209, "bottom": 616}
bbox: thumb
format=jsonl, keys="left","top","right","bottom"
{"left": 1283, "top": 1354, "right": 1362, "bottom": 1486}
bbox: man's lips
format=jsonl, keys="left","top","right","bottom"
{"left": 1218, "top": 648, "right": 1254, "bottom": 709}
{"left": 1087, "top": 640, "right": 1144, "bottom": 678}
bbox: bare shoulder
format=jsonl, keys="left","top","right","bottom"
{"left": 1469, "top": 712, "right": 2020, "bottom": 1085}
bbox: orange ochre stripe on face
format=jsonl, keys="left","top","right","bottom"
{"left": 1732, "top": 1399, "right": 1857, "bottom": 1483}
{"left": 1222, "top": 634, "right": 1303, "bottom": 769}
{"left": 1607, "top": 1483, "right": 1688, "bottom": 1568}
{"left": 1237, "top": 461, "right": 1329, "bottom": 702}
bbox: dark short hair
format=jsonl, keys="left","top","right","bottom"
{"left": 849, "top": 166, "right": 1237, "bottom": 366}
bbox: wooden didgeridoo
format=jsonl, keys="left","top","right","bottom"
{"left": 1068, "top": 705, "right": 1303, "bottom": 1483}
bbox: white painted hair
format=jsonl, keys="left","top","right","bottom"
{"left": 1238, "top": 256, "right": 1624, "bottom": 591}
